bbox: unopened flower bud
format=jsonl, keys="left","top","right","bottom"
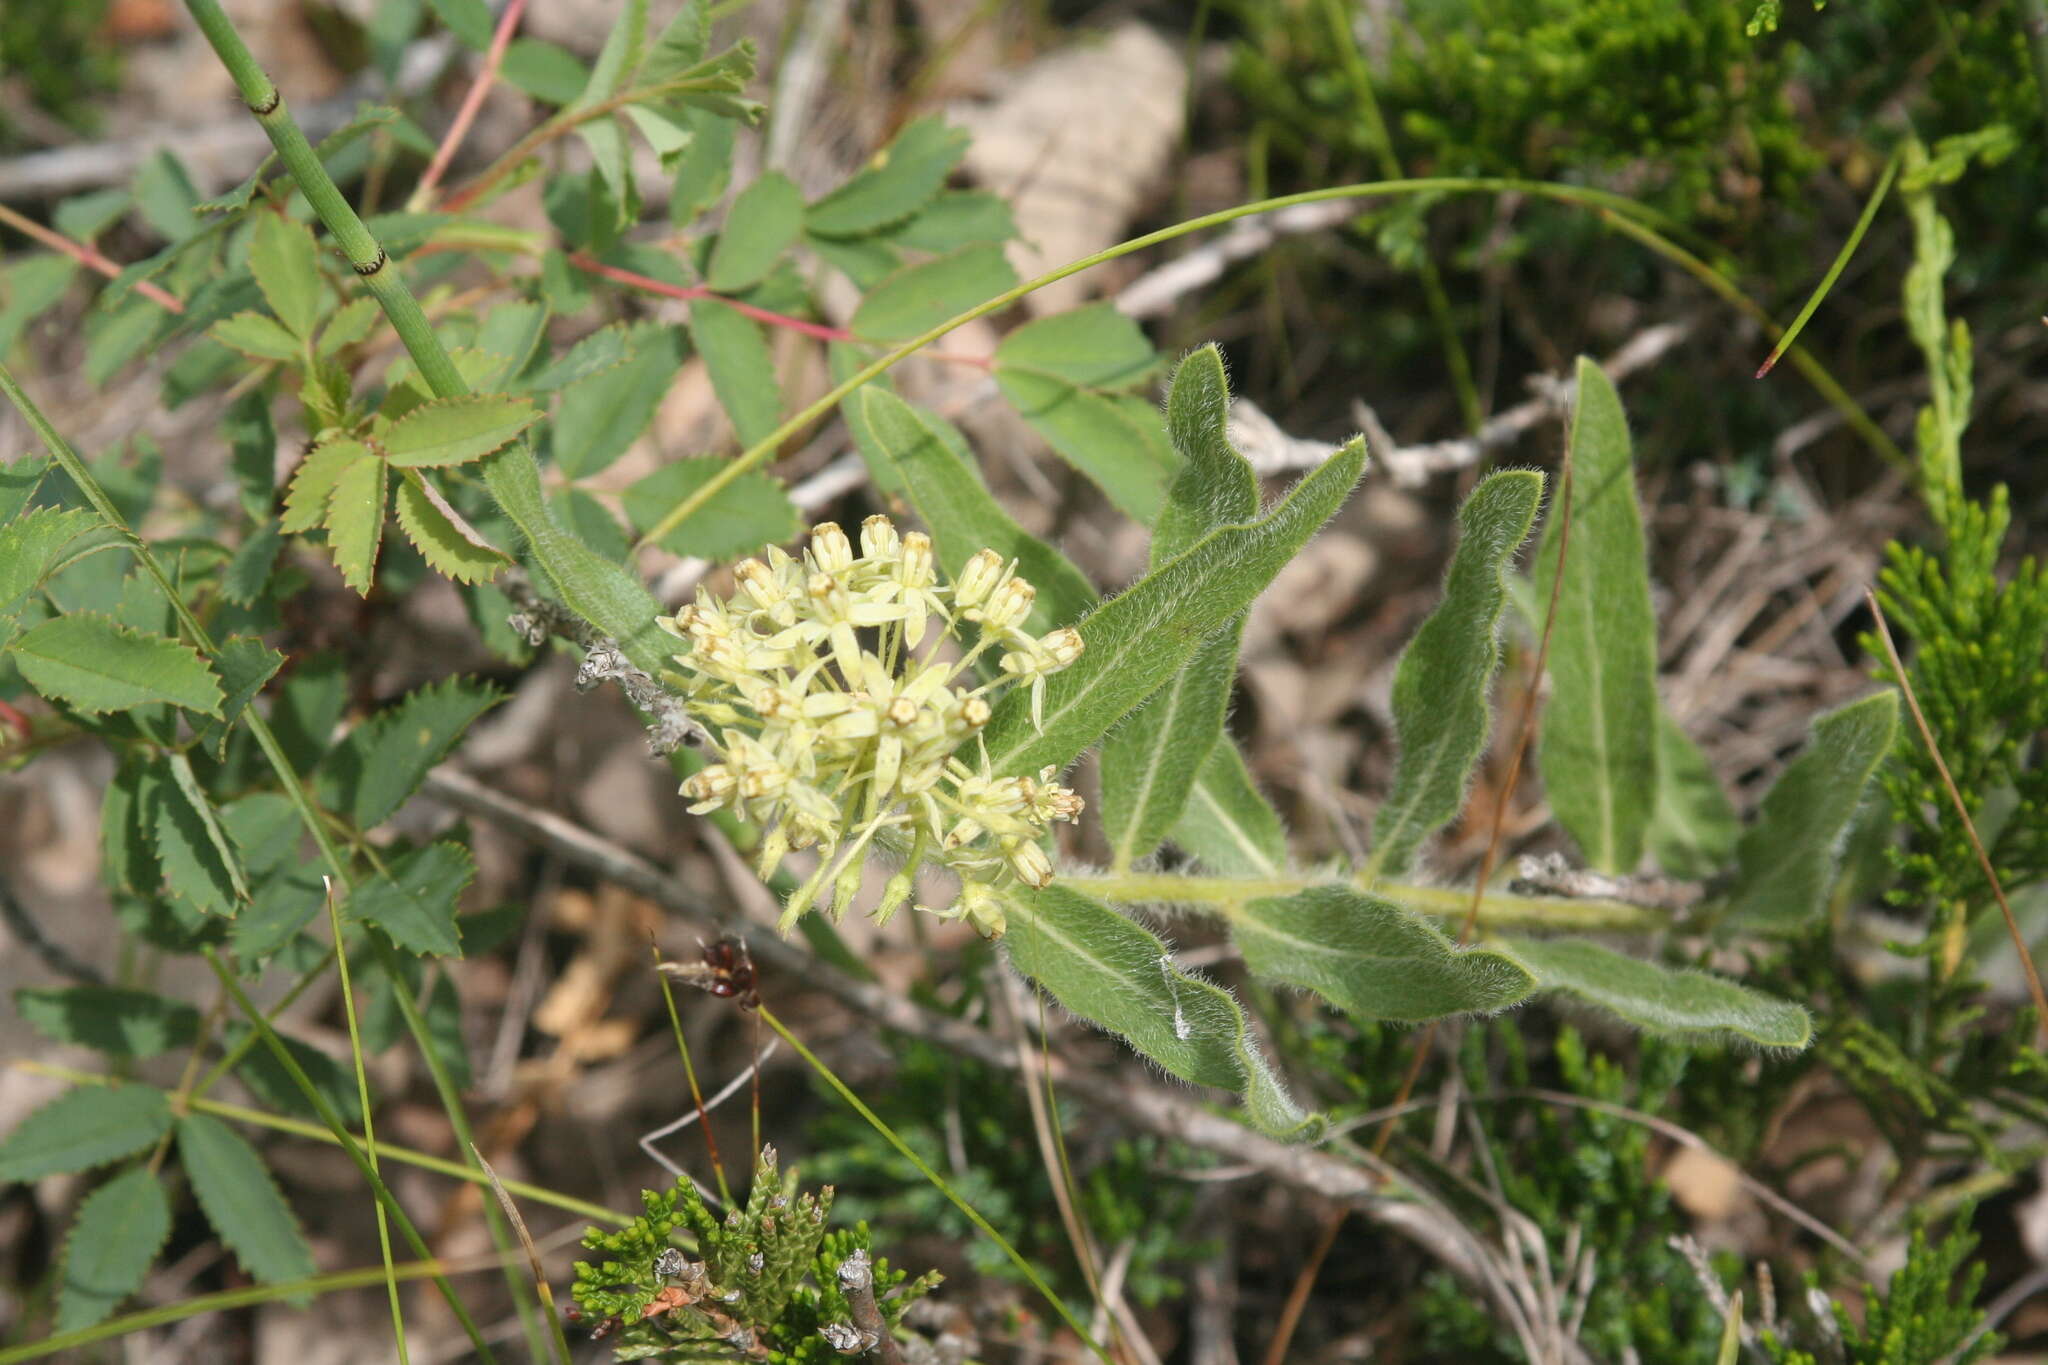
{"left": 959, "top": 880, "right": 1007, "bottom": 939}
{"left": 859, "top": 515, "right": 900, "bottom": 562}
{"left": 809, "top": 521, "right": 854, "bottom": 572}
{"left": 1040, "top": 628, "right": 1084, "bottom": 668}
{"left": 1002, "top": 836, "right": 1055, "bottom": 888}
{"left": 954, "top": 549, "right": 1004, "bottom": 609}
{"left": 681, "top": 765, "right": 735, "bottom": 810}
{"left": 898, "top": 532, "right": 935, "bottom": 587}
{"left": 974, "top": 576, "right": 1036, "bottom": 629}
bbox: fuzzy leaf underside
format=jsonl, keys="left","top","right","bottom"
{"left": 1005, "top": 883, "right": 1321, "bottom": 1139}
{"left": 1370, "top": 469, "right": 1544, "bottom": 878}
{"left": 1233, "top": 885, "right": 1536, "bottom": 1021}
{"left": 1100, "top": 346, "right": 1262, "bottom": 868}
{"left": 1505, "top": 936, "right": 1812, "bottom": 1048}
{"left": 1724, "top": 690, "right": 1899, "bottom": 929}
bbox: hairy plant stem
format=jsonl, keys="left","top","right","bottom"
{"left": 1064, "top": 874, "right": 1671, "bottom": 934}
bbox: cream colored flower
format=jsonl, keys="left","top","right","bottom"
{"left": 660, "top": 517, "right": 1085, "bottom": 937}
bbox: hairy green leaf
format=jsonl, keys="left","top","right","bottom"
{"left": 1234, "top": 885, "right": 1535, "bottom": 1020}
{"left": 247, "top": 211, "right": 324, "bottom": 338}
{"left": 1006, "top": 884, "right": 1320, "bottom": 1139}
{"left": 690, "top": 299, "right": 782, "bottom": 447}
{"left": 0, "top": 1085, "right": 171, "bottom": 1180}
{"left": 325, "top": 454, "right": 387, "bottom": 595}
{"left": 319, "top": 677, "right": 504, "bottom": 829}
{"left": 1171, "top": 742, "right": 1289, "bottom": 876}
{"left": 9, "top": 613, "right": 222, "bottom": 716}
{"left": 57, "top": 1165, "right": 170, "bottom": 1333}
{"left": 1099, "top": 346, "right": 1260, "bottom": 868}
{"left": 17, "top": 987, "right": 200, "bottom": 1059}
{"left": 522, "top": 324, "right": 629, "bottom": 392}
{"left": 849, "top": 387, "right": 1095, "bottom": 630}
{"left": 1534, "top": 358, "right": 1660, "bottom": 873}
{"left": 575, "top": 0, "right": 649, "bottom": 108}
{"left": 807, "top": 116, "right": 969, "bottom": 237}
{"left": 1647, "top": 709, "right": 1740, "bottom": 878}
{"left": 348, "top": 841, "right": 474, "bottom": 956}
{"left": 667, "top": 106, "right": 736, "bottom": 225}
{"left": 981, "top": 438, "right": 1367, "bottom": 777}
{"left": 706, "top": 170, "right": 803, "bottom": 291}
{"left": 851, "top": 244, "right": 1018, "bottom": 342}
{"left": 1506, "top": 937, "right": 1812, "bottom": 1047}
{"left": 381, "top": 394, "right": 540, "bottom": 467}
{"left": 1725, "top": 690, "right": 1899, "bottom": 929}
{"left": 177, "top": 1112, "right": 318, "bottom": 1291}
{"left": 1369, "top": 470, "right": 1543, "bottom": 878}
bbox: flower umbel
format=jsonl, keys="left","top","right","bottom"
{"left": 662, "top": 517, "right": 1085, "bottom": 937}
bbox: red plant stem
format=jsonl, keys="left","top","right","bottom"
{"left": 568, "top": 252, "right": 994, "bottom": 367}
{"left": 0, "top": 697, "right": 31, "bottom": 740}
{"left": 412, "top": 0, "right": 528, "bottom": 207}
{"left": 0, "top": 202, "right": 185, "bottom": 314}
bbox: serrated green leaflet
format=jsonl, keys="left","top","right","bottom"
{"left": 1647, "top": 708, "right": 1740, "bottom": 878}
{"left": 347, "top": 840, "right": 474, "bottom": 956}
{"left": 392, "top": 473, "right": 512, "bottom": 584}
{"left": 1231, "top": 885, "right": 1535, "bottom": 1021}
{"left": 521, "top": 323, "right": 629, "bottom": 392}
{"left": 574, "top": 0, "right": 649, "bottom": 107}
{"left": 228, "top": 1024, "right": 364, "bottom": 1126}
{"left": 851, "top": 244, "right": 1019, "bottom": 342}
{"left": 203, "top": 636, "right": 285, "bottom": 755}
{"left": 210, "top": 311, "right": 303, "bottom": 363}
{"left": 248, "top": 211, "right": 324, "bottom": 338}
{"left": 281, "top": 437, "right": 370, "bottom": 533}
{"left": 994, "top": 304, "right": 1159, "bottom": 391}
{"left": 0, "top": 506, "right": 100, "bottom": 623}
{"left": 224, "top": 515, "right": 284, "bottom": 605}
{"left": 318, "top": 677, "right": 503, "bottom": 828}
{"left": 1368, "top": 470, "right": 1543, "bottom": 879}
{"left": 623, "top": 456, "right": 800, "bottom": 559}
{"left": 806, "top": 115, "right": 968, "bottom": 237}
{"left": 981, "top": 437, "right": 1367, "bottom": 778}
{"left": 690, "top": 299, "right": 783, "bottom": 447}
{"left": 1005, "top": 884, "right": 1320, "bottom": 1139}
{"left": 381, "top": 393, "right": 540, "bottom": 467}
{"left": 177, "top": 1112, "right": 318, "bottom": 1294}
{"left": 0, "top": 1085, "right": 171, "bottom": 1180}
{"left": 8, "top": 613, "right": 223, "bottom": 716}
{"left": 881, "top": 189, "right": 1015, "bottom": 251}
{"left": 994, "top": 367, "right": 1176, "bottom": 524}
{"left": 1505, "top": 937, "right": 1812, "bottom": 1048}
{"left": 1101, "top": 347, "right": 1260, "bottom": 869}
{"left": 324, "top": 454, "right": 387, "bottom": 595}
{"left": 1724, "top": 690, "right": 1898, "bottom": 929}
{"left": 157, "top": 752, "right": 249, "bottom": 913}
{"left": 57, "top": 1164, "right": 170, "bottom": 1333}
{"left": 102, "top": 756, "right": 159, "bottom": 894}
{"left": 1171, "top": 742, "right": 1289, "bottom": 876}
{"left": 707, "top": 170, "right": 803, "bottom": 291}
{"left": 1534, "top": 358, "right": 1659, "bottom": 874}
{"left": 17, "top": 987, "right": 201, "bottom": 1059}
{"left": 317, "top": 295, "right": 382, "bottom": 358}
{"left": 849, "top": 387, "right": 1095, "bottom": 632}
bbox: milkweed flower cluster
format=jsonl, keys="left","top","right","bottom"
{"left": 659, "top": 517, "right": 1086, "bottom": 938}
